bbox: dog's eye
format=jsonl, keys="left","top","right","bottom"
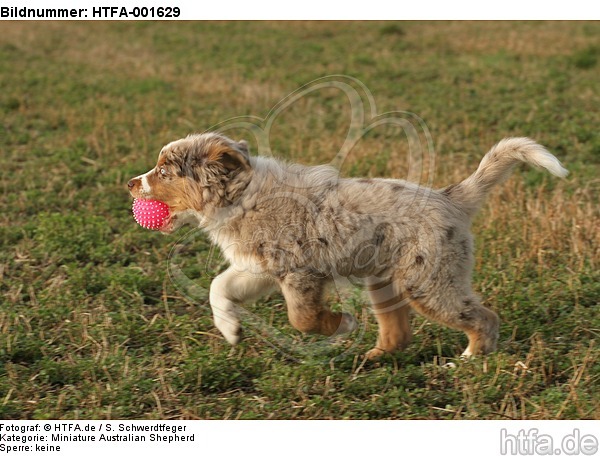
{"left": 159, "top": 167, "right": 167, "bottom": 177}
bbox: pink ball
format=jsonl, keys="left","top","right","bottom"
{"left": 132, "top": 198, "right": 170, "bottom": 230}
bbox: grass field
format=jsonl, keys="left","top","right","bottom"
{"left": 0, "top": 21, "right": 598, "bottom": 420}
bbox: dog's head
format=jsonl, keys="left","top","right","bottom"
{"left": 128, "top": 133, "right": 252, "bottom": 233}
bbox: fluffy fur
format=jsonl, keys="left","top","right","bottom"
{"left": 128, "top": 133, "right": 567, "bottom": 359}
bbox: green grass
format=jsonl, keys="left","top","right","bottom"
{"left": 0, "top": 21, "right": 598, "bottom": 419}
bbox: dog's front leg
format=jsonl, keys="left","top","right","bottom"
{"left": 279, "top": 272, "right": 357, "bottom": 336}
{"left": 209, "top": 267, "right": 274, "bottom": 344}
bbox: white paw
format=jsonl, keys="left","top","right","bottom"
{"left": 214, "top": 314, "right": 243, "bottom": 345}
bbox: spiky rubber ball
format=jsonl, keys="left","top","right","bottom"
{"left": 132, "top": 198, "right": 170, "bottom": 230}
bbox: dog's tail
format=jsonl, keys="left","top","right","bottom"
{"left": 443, "top": 137, "right": 568, "bottom": 217}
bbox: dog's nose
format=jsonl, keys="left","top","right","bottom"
{"left": 127, "top": 179, "right": 135, "bottom": 189}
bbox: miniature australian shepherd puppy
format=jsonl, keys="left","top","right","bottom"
{"left": 128, "top": 133, "right": 567, "bottom": 360}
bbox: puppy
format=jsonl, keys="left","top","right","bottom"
{"left": 128, "top": 133, "right": 567, "bottom": 359}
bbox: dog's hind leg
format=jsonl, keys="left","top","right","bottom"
{"left": 364, "top": 277, "right": 412, "bottom": 360}
{"left": 209, "top": 267, "right": 276, "bottom": 345}
{"left": 279, "top": 272, "right": 357, "bottom": 336}
{"left": 410, "top": 291, "right": 499, "bottom": 358}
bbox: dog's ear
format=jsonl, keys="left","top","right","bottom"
{"left": 237, "top": 140, "right": 249, "bottom": 155}
{"left": 214, "top": 140, "right": 251, "bottom": 173}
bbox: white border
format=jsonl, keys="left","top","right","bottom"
{"left": 2, "top": 0, "right": 599, "bottom": 19}
{"left": 0, "top": 420, "right": 598, "bottom": 456}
